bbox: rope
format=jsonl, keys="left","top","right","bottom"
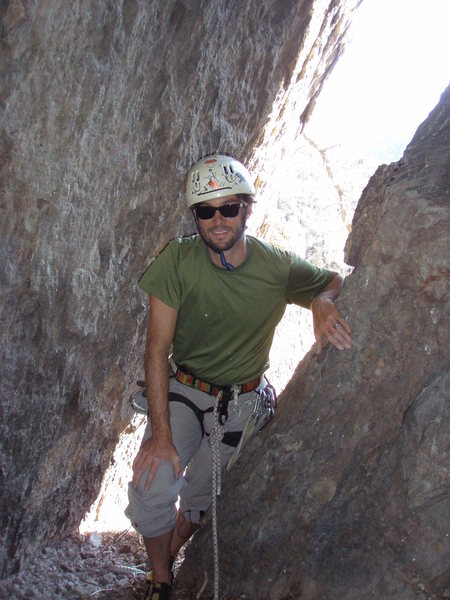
{"left": 203, "top": 383, "right": 275, "bottom": 599}
{"left": 209, "top": 385, "right": 239, "bottom": 600}
{"left": 209, "top": 391, "right": 224, "bottom": 600}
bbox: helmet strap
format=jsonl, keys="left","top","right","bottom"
{"left": 219, "top": 251, "right": 234, "bottom": 271}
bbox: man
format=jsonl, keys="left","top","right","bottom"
{"left": 126, "top": 154, "right": 352, "bottom": 599}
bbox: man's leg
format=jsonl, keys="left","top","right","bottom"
{"left": 143, "top": 530, "right": 173, "bottom": 585}
{"left": 178, "top": 388, "right": 260, "bottom": 526}
{"left": 168, "top": 386, "right": 268, "bottom": 566}
{"left": 126, "top": 390, "right": 203, "bottom": 584}
{"left": 170, "top": 508, "right": 200, "bottom": 559}
{"left": 141, "top": 508, "right": 200, "bottom": 583}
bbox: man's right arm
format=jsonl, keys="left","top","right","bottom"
{"left": 132, "top": 294, "right": 181, "bottom": 490}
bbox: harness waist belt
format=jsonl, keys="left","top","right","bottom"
{"left": 175, "top": 365, "right": 261, "bottom": 397}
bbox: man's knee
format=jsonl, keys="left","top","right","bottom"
{"left": 125, "top": 462, "right": 185, "bottom": 538}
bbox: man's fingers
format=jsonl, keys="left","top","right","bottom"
{"left": 132, "top": 463, "right": 143, "bottom": 489}
{"left": 172, "top": 455, "right": 181, "bottom": 480}
{"left": 336, "top": 318, "right": 351, "bottom": 337}
{"left": 329, "top": 322, "right": 351, "bottom": 349}
{"left": 132, "top": 452, "right": 148, "bottom": 488}
{"left": 316, "top": 337, "right": 323, "bottom": 355}
{"left": 315, "top": 320, "right": 351, "bottom": 353}
{"left": 144, "top": 460, "right": 160, "bottom": 490}
{"left": 132, "top": 443, "right": 181, "bottom": 490}
{"left": 334, "top": 319, "right": 352, "bottom": 344}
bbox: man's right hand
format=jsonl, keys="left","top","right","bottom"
{"left": 132, "top": 434, "right": 181, "bottom": 490}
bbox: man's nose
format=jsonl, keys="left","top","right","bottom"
{"left": 210, "top": 208, "right": 227, "bottom": 224}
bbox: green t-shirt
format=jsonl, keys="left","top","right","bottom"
{"left": 139, "top": 235, "right": 333, "bottom": 385}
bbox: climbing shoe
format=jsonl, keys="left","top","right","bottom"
{"left": 144, "top": 580, "right": 171, "bottom": 600}
{"left": 143, "top": 567, "right": 174, "bottom": 600}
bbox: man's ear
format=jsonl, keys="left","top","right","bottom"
{"left": 245, "top": 202, "right": 253, "bottom": 218}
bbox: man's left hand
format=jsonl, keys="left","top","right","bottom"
{"left": 311, "top": 296, "right": 352, "bottom": 354}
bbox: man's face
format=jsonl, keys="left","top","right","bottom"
{"left": 193, "top": 195, "right": 252, "bottom": 254}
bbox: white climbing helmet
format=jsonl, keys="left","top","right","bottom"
{"left": 184, "top": 154, "right": 256, "bottom": 209}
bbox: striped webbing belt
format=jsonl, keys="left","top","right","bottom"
{"left": 174, "top": 365, "right": 261, "bottom": 397}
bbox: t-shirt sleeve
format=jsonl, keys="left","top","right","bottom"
{"left": 138, "top": 241, "right": 181, "bottom": 309}
{"left": 286, "top": 254, "right": 334, "bottom": 308}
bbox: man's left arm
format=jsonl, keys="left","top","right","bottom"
{"left": 310, "top": 273, "right": 351, "bottom": 354}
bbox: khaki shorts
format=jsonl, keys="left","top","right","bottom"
{"left": 125, "top": 378, "right": 264, "bottom": 538}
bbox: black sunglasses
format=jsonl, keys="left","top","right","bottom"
{"left": 193, "top": 202, "right": 245, "bottom": 220}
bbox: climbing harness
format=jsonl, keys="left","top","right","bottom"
{"left": 174, "top": 365, "right": 261, "bottom": 397}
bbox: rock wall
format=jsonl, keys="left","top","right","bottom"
{"left": 176, "top": 87, "right": 450, "bottom": 598}
{"left": 0, "top": 0, "right": 360, "bottom": 576}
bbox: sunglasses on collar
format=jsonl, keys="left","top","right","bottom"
{"left": 193, "top": 202, "right": 246, "bottom": 220}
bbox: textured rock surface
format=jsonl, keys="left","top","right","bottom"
{"left": 176, "top": 88, "right": 450, "bottom": 598}
{"left": 0, "top": 0, "right": 360, "bottom": 577}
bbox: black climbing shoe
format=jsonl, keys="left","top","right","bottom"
{"left": 143, "top": 568, "right": 173, "bottom": 600}
{"left": 144, "top": 579, "right": 171, "bottom": 600}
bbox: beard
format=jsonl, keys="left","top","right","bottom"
{"left": 195, "top": 212, "right": 247, "bottom": 254}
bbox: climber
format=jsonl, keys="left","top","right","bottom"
{"left": 126, "top": 153, "right": 352, "bottom": 600}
